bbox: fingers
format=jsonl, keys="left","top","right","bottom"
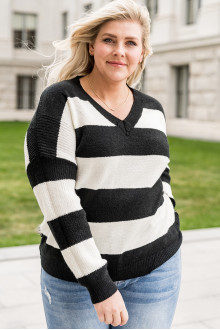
{"left": 104, "top": 309, "right": 129, "bottom": 327}
{"left": 110, "top": 311, "right": 122, "bottom": 327}
{"left": 98, "top": 315, "right": 105, "bottom": 323}
{"left": 104, "top": 313, "right": 113, "bottom": 325}
{"left": 120, "top": 309, "right": 129, "bottom": 326}
{"left": 94, "top": 289, "right": 129, "bottom": 327}
{"left": 103, "top": 310, "right": 120, "bottom": 326}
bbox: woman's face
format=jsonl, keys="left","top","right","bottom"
{"left": 89, "top": 19, "right": 144, "bottom": 83}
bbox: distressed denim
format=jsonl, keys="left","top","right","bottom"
{"left": 40, "top": 248, "right": 181, "bottom": 329}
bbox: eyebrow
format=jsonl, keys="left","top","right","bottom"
{"left": 101, "top": 33, "right": 139, "bottom": 40}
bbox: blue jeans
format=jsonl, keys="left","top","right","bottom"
{"left": 40, "top": 248, "right": 182, "bottom": 329}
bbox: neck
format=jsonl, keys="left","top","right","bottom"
{"left": 88, "top": 69, "right": 128, "bottom": 102}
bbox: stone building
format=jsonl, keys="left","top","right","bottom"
{"left": 146, "top": 0, "right": 220, "bottom": 122}
{"left": 0, "top": 0, "right": 106, "bottom": 118}
{"left": 0, "top": 0, "right": 220, "bottom": 125}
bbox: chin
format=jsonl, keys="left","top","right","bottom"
{"left": 106, "top": 72, "right": 129, "bottom": 82}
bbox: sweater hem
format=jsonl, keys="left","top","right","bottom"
{"left": 39, "top": 231, "right": 182, "bottom": 284}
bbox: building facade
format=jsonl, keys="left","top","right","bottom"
{"left": 0, "top": 0, "right": 220, "bottom": 122}
{"left": 0, "top": 0, "right": 105, "bottom": 117}
{"left": 146, "top": 0, "right": 220, "bottom": 121}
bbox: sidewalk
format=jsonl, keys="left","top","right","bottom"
{"left": 0, "top": 228, "right": 220, "bottom": 329}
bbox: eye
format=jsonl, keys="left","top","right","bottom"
{"left": 103, "top": 38, "right": 114, "bottom": 43}
{"left": 127, "top": 41, "right": 137, "bottom": 46}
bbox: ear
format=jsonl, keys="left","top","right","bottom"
{"left": 89, "top": 43, "right": 94, "bottom": 56}
{"left": 139, "top": 50, "right": 144, "bottom": 63}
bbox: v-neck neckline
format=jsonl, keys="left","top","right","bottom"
{"left": 71, "top": 75, "right": 144, "bottom": 136}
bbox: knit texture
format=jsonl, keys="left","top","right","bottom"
{"left": 24, "top": 75, "right": 182, "bottom": 304}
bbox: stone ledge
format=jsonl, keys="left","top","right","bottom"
{"left": 0, "top": 244, "right": 40, "bottom": 262}
{"left": 166, "top": 118, "right": 220, "bottom": 142}
{"left": 0, "top": 110, "right": 34, "bottom": 122}
{"left": 182, "top": 227, "right": 220, "bottom": 243}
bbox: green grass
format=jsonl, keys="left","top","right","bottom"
{"left": 0, "top": 121, "right": 42, "bottom": 247}
{"left": 168, "top": 136, "right": 220, "bottom": 230}
{"left": 0, "top": 121, "right": 220, "bottom": 247}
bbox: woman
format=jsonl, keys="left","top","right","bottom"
{"left": 24, "top": 0, "right": 182, "bottom": 328}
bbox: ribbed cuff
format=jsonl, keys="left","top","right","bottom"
{"left": 87, "top": 278, "right": 118, "bottom": 304}
{"left": 77, "top": 264, "right": 118, "bottom": 304}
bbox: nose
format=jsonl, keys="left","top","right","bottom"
{"left": 112, "top": 42, "right": 125, "bottom": 57}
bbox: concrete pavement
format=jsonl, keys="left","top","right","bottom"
{"left": 0, "top": 228, "right": 220, "bottom": 329}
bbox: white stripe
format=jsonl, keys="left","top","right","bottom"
{"left": 61, "top": 238, "right": 107, "bottom": 279}
{"left": 57, "top": 104, "right": 77, "bottom": 163}
{"left": 67, "top": 98, "right": 167, "bottom": 134}
{"left": 39, "top": 221, "right": 59, "bottom": 249}
{"left": 38, "top": 220, "right": 107, "bottom": 279}
{"left": 67, "top": 97, "right": 115, "bottom": 128}
{"left": 136, "top": 108, "right": 167, "bottom": 134}
{"left": 76, "top": 155, "right": 169, "bottom": 189}
{"left": 24, "top": 132, "right": 30, "bottom": 170}
{"left": 33, "top": 180, "right": 83, "bottom": 221}
{"left": 162, "top": 181, "right": 174, "bottom": 200}
{"left": 89, "top": 193, "right": 175, "bottom": 254}
{"left": 39, "top": 193, "right": 175, "bottom": 256}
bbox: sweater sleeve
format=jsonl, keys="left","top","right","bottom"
{"left": 158, "top": 102, "right": 176, "bottom": 209}
{"left": 161, "top": 165, "right": 176, "bottom": 208}
{"left": 24, "top": 85, "right": 118, "bottom": 304}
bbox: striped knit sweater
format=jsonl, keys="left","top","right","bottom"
{"left": 24, "top": 75, "right": 182, "bottom": 304}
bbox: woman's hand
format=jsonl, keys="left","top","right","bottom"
{"left": 93, "top": 290, "right": 129, "bottom": 327}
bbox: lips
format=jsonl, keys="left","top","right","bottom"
{"left": 107, "top": 61, "right": 127, "bottom": 66}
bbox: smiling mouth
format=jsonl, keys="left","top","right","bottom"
{"left": 107, "top": 61, "right": 127, "bottom": 67}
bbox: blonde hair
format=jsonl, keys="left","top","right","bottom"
{"left": 43, "top": 0, "right": 152, "bottom": 88}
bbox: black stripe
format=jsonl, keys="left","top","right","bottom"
{"left": 161, "top": 167, "right": 176, "bottom": 207}
{"left": 68, "top": 76, "right": 166, "bottom": 125}
{"left": 75, "top": 126, "right": 169, "bottom": 158}
{"left": 169, "top": 197, "right": 176, "bottom": 208}
{"left": 35, "top": 115, "right": 60, "bottom": 158}
{"left": 101, "top": 211, "right": 181, "bottom": 267}
{"left": 26, "top": 84, "right": 68, "bottom": 162}
{"left": 77, "top": 178, "right": 164, "bottom": 222}
{"left": 161, "top": 166, "right": 171, "bottom": 184}
{"left": 77, "top": 263, "right": 118, "bottom": 304}
{"left": 39, "top": 211, "right": 182, "bottom": 283}
{"left": 27, "top": 156, "right": 77, "bottom": 188}
{"left": 36, "top": 84, "right": 67, "bottom": 119}
{"left": 48, "top": 209, "right": 92, "bottom": 250}
{"left": 26, "top": 126, "right": 38, "bottom": 162}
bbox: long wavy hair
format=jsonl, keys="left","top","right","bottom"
{"left": 43, "top": 0, "right": 152, "bottom": 89}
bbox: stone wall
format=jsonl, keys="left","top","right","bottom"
{"left": 145, "top": 43, "right": 220, "bottom": 121}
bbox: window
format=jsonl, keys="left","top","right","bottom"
{"left": 17, "top": 76, "right": 37, "bottom": 109}
{"left": 186, "top": 0, "right": 201, "bottom": 25}
{"left": 62, "top": 12, "right": 68, "bottom": 38}
{"left": 84, "top": 3, "right": 92, "bottom": 12}
{"left": 176, "top": 66, "right": 189, "bottom": 118}
{"left": 13, "top": 13, "right": 37, "bottom": 49}
{"left": 145, "top": 0, "right": 158, "bottom": 24}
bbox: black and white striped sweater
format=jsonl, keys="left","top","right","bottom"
{"left": 24, "top": 75, "right": 182, "bottom": 304}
